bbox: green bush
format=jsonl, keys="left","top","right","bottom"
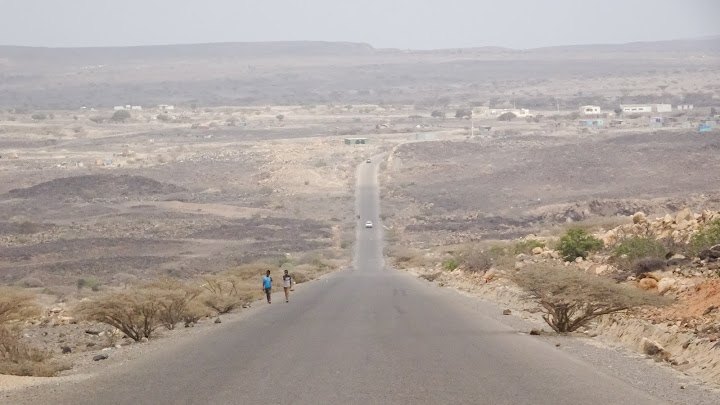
{"left": 557, "top": 228, "right": 604, "bottom": 261}
{"left": 110, "top": 110, "right": 131, "bottom": 123}
{"left": 614, "top": 237, "right": 666, "bottom": 262}
{"left": 497, "top": 112, "right": 517, "bottom": 121}
{"left": 442, "top": 257, "right": 459, "bottom": 271}
{"left": 514, "top": 239, "right": 546, "bottom": 255}
{"left": 76, "top": 277, "right": 101, "bottom": 291}
{"left": 689, "top": 219, "right": 720, "bottom": 257}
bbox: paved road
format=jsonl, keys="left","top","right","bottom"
{"left": 8, "top": 157, "right": 668, "bottom": 405}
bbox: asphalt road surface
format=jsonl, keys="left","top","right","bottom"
{"left": 7, "top": 157, "right": 669, "bottom": 405}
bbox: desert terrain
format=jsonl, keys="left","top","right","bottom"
{"left": 1, "top": 38, "right": 720, "bottom": 399}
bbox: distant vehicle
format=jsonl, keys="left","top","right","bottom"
{"left": 365, "top": 221, "right": 373, "bottom": 228}
{"left": 366, "top": 159, "right": 371, "bottom": 163}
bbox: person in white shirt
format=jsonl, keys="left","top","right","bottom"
{"left": 282, "top": 270, "right": 292, "bottom": 303}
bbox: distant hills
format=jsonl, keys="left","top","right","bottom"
{"left": 0, "top": 37, "right": 718, "bottom": 109}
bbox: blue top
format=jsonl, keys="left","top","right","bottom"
{"left": 262, "top": 276, "right": 272, "bottom": 289}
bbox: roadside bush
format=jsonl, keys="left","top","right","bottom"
{"left": 31, "top": 113, "right": 47, "bottom": 120}
{"left": 76, "top": 289, "right": 165, "bottom": 341}
{"left": 0, "top": 287, "right": 41, "bottom": 325}
{"left": 514, "top": 239, "right": 545, "bottom": 255}
{"left": 145, "top": 279, "right": 202, "bottom": 330}
{"left": 514, "top": 264, "right": 669, "bottom": 333}
{"left": 200, "top": 276, "right": 253, "bottom": 314}
{"left": 431, "top": 110, "right": 446, "bottom": 119}
{"left": 289, "top": 271, "right": 310, "bottom": 284}
{"left": 689, "top": 219, "right": 720, "bottom": 257}
{"left": 557, "top": 228, "right": 604, "bottom": 261}
{"left": 459, "top": 245, "right": 510, "bottom": 272}
{"left": 181, "top": 300, "right": 213, "bottom": 327}
{"left": 0, "top": 328, "right": 69, "bottom": 377}
{"left": 442, "top": 257, "right": 459, "bottom": 271}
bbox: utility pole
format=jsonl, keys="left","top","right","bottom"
{"left": 471, "top": 108, "right": 474, "bottom": 137}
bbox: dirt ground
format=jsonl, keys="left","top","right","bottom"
{"left": 382, "top": 126, "right": 720, "bottom": 247}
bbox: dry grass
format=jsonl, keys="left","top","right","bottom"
{"left": 0, "top": 328, "right": 71, "bottom": 377}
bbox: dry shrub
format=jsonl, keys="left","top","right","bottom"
{"left": 386, "top": 246, "right": 430, "bottom": 268}
{"left": 420, "top": 271, "right": 443, "bottom": 282}
{"left": 203, "top": 294, "right": 241, "bottom": 314}
{"left": 0, "top": 287, "right": 41, "bottom": 325}
{"left": 289, "top": 270, "right": 310, "bottom": 284}
{"left": 226, "top": 262, "right": 277, "bottom": 281}
{"left": 514, "top": 263, "right": 669, "bottom": 333}
{"left": 181, "top": 300, "right": 213, "bottom": 327}
{"left": 0, "top": 328, "right": 69, "bottom": 377}
{"left": 76, "top": 289, "right": 165, "bottom": 341}
{"left": 144, "top": 278, "right": 202, "bottom": 330}
{"left": 201, "top": 276, "right": 253, "bottom": 314}
{"left": 460, "top": 245, "right": 512, "bottom": 272}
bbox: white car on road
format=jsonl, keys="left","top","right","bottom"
{"left": 365, "top": 221, "right": 373, "bottom": 228}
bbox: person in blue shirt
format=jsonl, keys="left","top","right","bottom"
{"left": 262, "top": 270, "right": 273, "bottom": 304}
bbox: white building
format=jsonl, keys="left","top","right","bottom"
{"left": 130, "top": 106, "right": 143, "bottom": 110}
{"left": 620, "top": 104, "right": 671, "bottom": 114}
{"left": 113, "top": 106, "right": 125, "bottom": 111}
{"left": 485, "top": 108, "right": 532, "bottom": 118}
{"left": 158, "top": 104, "right": 175, "bottom": 111}
{"left": 677, "top": 104, "right": 694, "bottom": 110}
{"left": 580, "top": 105, "right": 601, "bottom": 115}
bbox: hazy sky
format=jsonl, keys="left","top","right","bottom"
{"left": 1, "top": 0, "right": 718, "bottom": 49}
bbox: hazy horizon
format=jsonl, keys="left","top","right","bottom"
{"left": 1, "top": 0, "right": 719, "bottom": 50}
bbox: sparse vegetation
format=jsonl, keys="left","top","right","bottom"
{"left": 455, "top": 109, "right": 472, "bottom": 119}
{"left": 613, "top": 236, "right": 666, "bottom": 270}
{"left": 431, "top": 110, "right": 446, "bottom": 119}
{"left": 0, "top": 288, "right": 68, "bottom": 376}
{"left": 497, "top": 112, "right": 517, "bottom": 121}
{"left": 514, "top": 264, "right": 669, "bottom": 333}
{"left": 76, "top": 289, "right": 165, "bottom": 341}
{"left": 689, "top": 219, "right": 720, "bottom": 257}
{"left": 459, "top": 245, "right": 511, "bottom": 272}
{"left": 110, "top": 110, "right": 131, "bottom": 123}
{"left": 557, "top": 229, "right": 604, "bottom": 261}
{"left": 442, "top": 257, "right": 459, "bottom": 271}
{"left": 77, "top": 277, "right": 102, "bottom": 292}
{"left": 514, "top": 239, "right": 546, "bottom": 255}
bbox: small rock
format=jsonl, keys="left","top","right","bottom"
{"left": 532, "top": 247, "right": 544, "bottom": 255}
{"left": 632, "top": 212, "right": 646, "bottom": 224}
{"left": 638, "top": 278, "right": 658, "bottom": 291}
{"left": 140, "top": 337, "right": 148, "bottom": 343}
{"left": 93, "top": 354, "right": 108, "bottom": 361}
{"left": 555, "top": 343, "right": 561, "bottom": 347}
{"left": 502, "top": 309, "right": 511, "bottom": 315}
{"left": 61, "top": 346, "right": 72, "bottom": 354}
{"left": 214, "top": 318, "right": 222, "bottom": 324}
{"left": 530, "top": 329, "right": 542, "bottom": 336}
{"left": 641, "top": 338, "right": 669, "bottom": 361}
{"left": 85, "top": 329, "right": 101, "bottom": 336}
{"left": 657, "top": 278, "right": 677, "bottom": 294}
{"left": 115, "top": 344, "right": 122, "bottom": 349}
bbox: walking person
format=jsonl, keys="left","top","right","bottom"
{"left": 282, "top": 270, "right": 292, "bottom": 303}
{"left": 262, "top": 270, "right": 272, "bottom": 304}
